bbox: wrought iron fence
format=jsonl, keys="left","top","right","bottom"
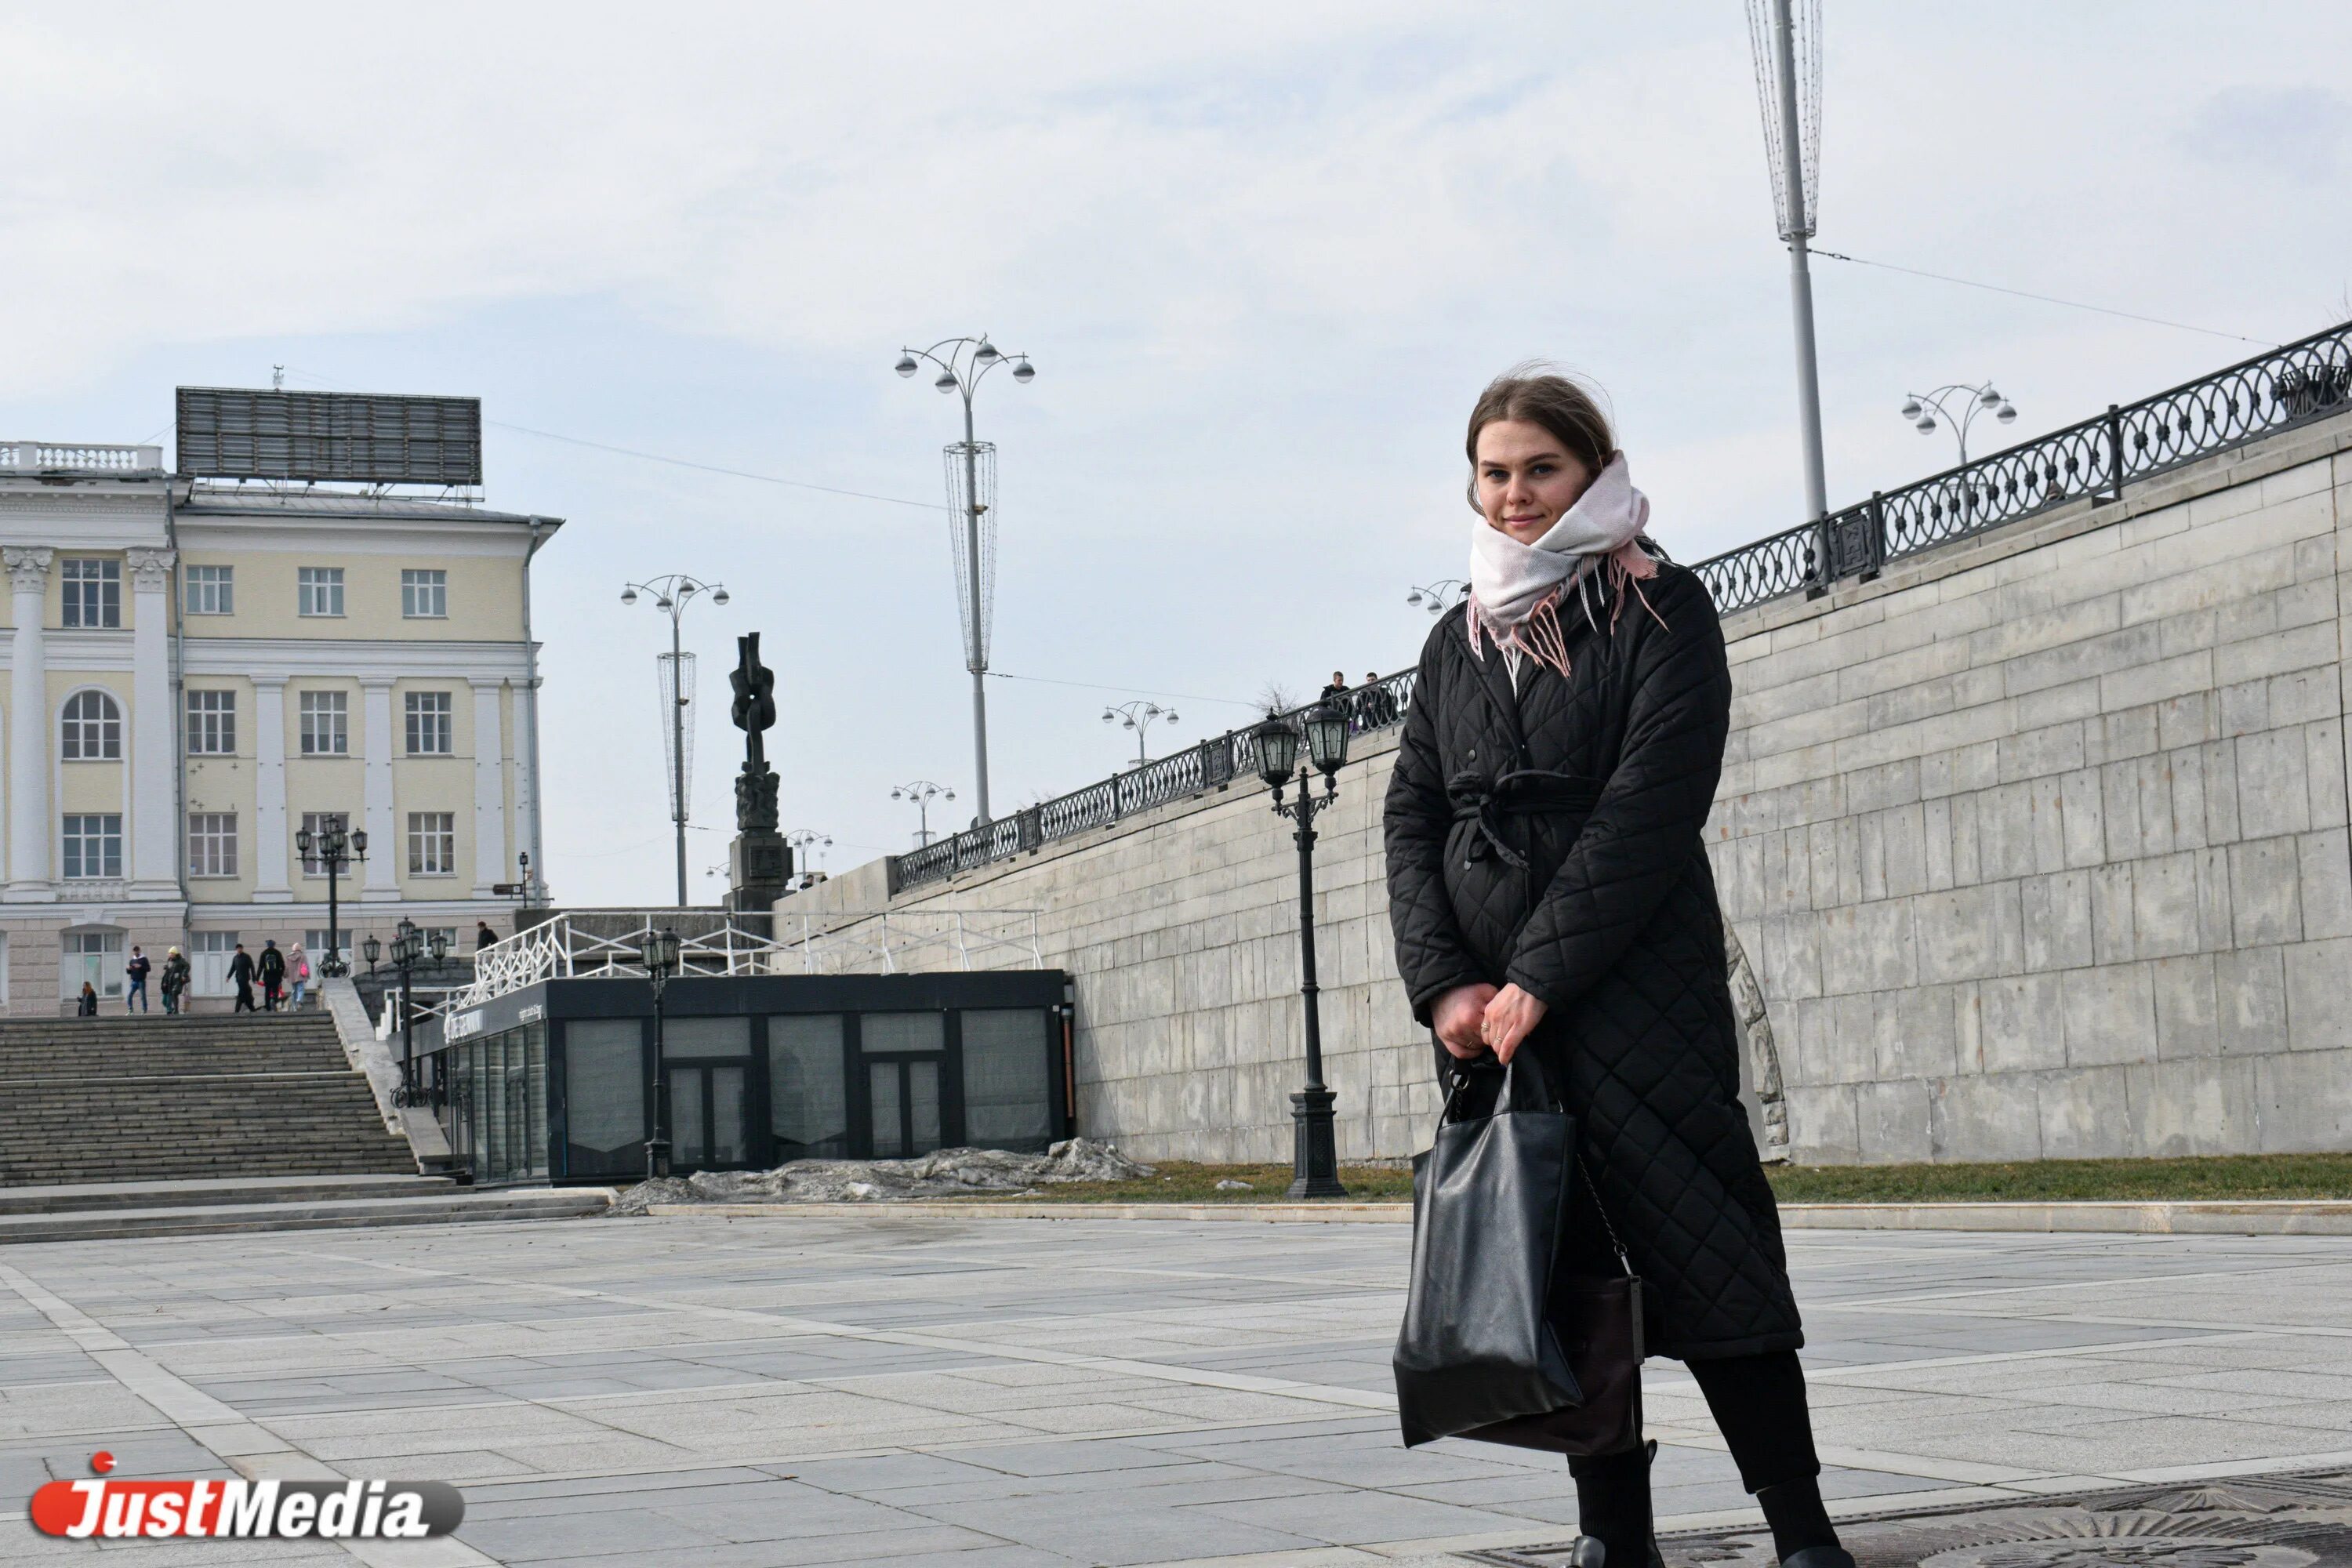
{"left": 893, "top": 321, "right": 2352, "bottom": 891}
{"left": 891, "top": 670, "right": 1418, "bottom": 891}
{"left": 1692, "top": 318, "right": 2352, "bottom": 613}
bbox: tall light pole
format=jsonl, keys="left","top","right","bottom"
{"left": 295, "top": 820, "right": 365, "bottom": 977}
{"left": 891, "top": 781, "right": 954, "bottom": 848}
{"left": 1900, "top": 382, "right": 2019, "bottom": 465}
{"left": 638, "top": 926, "right": 681, "bottom": 1181}
{"left": 621, "top": 575, "right": 728, "bottom": 907}
{"left": 894, "top": 335, "right": 1036, "bottom": 826}
{"left": 1102, "top": 701, "right": 1178, "bottom": 767}
{"left": 1747, "top": 0, "right": 1828, "bottom": 563}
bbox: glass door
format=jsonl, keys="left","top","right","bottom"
{"left": 666, "top": 1064, "right": 750, "bottom": 1170}
{"left": 866, "top": 1058, "right": 942, "bottom": 1158}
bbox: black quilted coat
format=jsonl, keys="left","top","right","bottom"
{"left": 1384, "top": 562, "right": 1802, "bottom": 1361}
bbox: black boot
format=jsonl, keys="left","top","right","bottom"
{"left": 1755, "top": 1479, "right": 1849, "bottom": 1567}
{"left": 1570, "top": 1443, "right": 1665, "bottom": 1568}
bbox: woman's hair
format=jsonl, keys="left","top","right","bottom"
{"left": 1465, "top": 365, "right": 1615, "bottom": 510}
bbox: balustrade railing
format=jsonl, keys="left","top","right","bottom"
{"left": 890, "top": 670, "right": 1418, "bottom": 891}
{"left": 1693, "top": 318, "right": 2352, "bottom": 613}
{"left": 0, "top": 441, "right": 166, "bottom": 473}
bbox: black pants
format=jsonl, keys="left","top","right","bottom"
{"left": 234, "top": 982, "right": 255, "bottom": 1012}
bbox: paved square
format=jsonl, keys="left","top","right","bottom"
{"left": 0, "top": 1214, "right": 2347, "bottom": 1566}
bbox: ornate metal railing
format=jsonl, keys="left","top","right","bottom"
{"left": 892, "top": 321, "right": 2352, "bottom": 891}
{"left": 891, "top": 670, "right": 1418, "bottom": 891}
{"left": 1692, "top": 318, "right": 2352, "bottom": 613}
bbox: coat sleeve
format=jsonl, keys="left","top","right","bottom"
{"left": 1504, "top": 569, "right": 1730, "bottom": 1011}
{"left": 1384, "top": 626, "right": 1490, "bottom": 1025}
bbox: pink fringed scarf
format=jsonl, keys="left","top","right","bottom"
{"left": 1466, "top": 452, "right": 1665, "bottom": 680}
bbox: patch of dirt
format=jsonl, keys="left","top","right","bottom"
{"left": 607, "top": 1137, "right": 1155, "bottom": 1215}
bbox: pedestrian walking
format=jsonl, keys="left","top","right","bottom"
{"left": 1318, "top": 670, "right": 1349, "bottom": 702}
{"left": 475, "top": 920, "right": 496, "bottom": 953}
{"left": 75, "top": 981, "right": 98, "bottom": 1017}
{"left": 159, "top": 947, "right": 189, "bottom": 1016}
{"left": 124, "top": 946, "right": 151, "bottom": 1013}
{"left": 1383, "top": 368, "right": 1849, "bottom": 1568}
{"left": 1359, "top": 671, "right": 1394, "bottom": 728}
{"left": 256, "top": 938, "right": 287, "bottom": 1011}
{"left": 227, "top": 942, "right": 257, "bottom": 1013}
{"left": 287, "top": 942, "right": 310, "bottom": 1011}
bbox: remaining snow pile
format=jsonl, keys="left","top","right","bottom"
{"left": 607, "top": 1138, "right": 1154, "bottom": 1216}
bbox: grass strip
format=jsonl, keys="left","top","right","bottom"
{"left": 957, "top": 1153, "right": 2352, "bottom": 1205}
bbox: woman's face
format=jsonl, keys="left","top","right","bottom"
{"left": 1475, "top": 419, "right": 1596, "bottom": 545}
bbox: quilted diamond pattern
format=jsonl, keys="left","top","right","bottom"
{"left": 1384, "top": 564, "right": 1803, "bottom": 1360}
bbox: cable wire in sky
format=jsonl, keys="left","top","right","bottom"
{"left": 1811, "top": 251, "right": 2275, "bottom": 347}
{"left": 987, "top": 670, "right": 1260, "bottom": 710}
{"left": 278, "top": 367, "right": 944, "bottom": 514}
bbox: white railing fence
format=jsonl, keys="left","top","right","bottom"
{"left": 0, "top": 442, "right": 165, "bottom": 472}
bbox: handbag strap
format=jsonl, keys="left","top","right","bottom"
{"left": 1575, "top": 1152, "right": 1632, "bottom": 1272}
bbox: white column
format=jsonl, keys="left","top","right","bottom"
{"left": 125, "top": 546, "right": 176, "bottom": 894}
{"left": 360, "top": 677, "right": 400, "bottom": 899}
{"left": 252, "top": 677, "right": 291, "bottom": 902}
{"left": 3, "top": 548, "right": 53, "bottom": 901}
{"left": 512, "top": 677, "right": 542, "bottom": 901}
{"left": 469, "top": 678, "right": 505, "bottom": 898}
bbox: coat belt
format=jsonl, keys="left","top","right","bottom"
{"left": 1446, "top": 769, "right": 1603, "bottom": 869}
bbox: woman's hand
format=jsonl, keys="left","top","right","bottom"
{"left": 1480, "top": 984, "right": 1548, "bottom": 1063}
{"left": 1432, "top": 983, "right": 1498, "bottom": 1059}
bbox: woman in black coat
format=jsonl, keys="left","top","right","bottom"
{"left": 1385, "top": 369, "right": 1849, "bottom": 1568}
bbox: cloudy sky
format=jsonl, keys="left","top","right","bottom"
{"left": 2, "top": 2, "right": 2346, "bottom": 903}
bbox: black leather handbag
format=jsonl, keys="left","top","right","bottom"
{"left": 1393, "top": 1053, "right": 1645, "bottom": 1457}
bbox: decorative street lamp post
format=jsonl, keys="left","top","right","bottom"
{"left": 361, "top": 932, "right": 381, "bottom": 979}
{"left": 639, "top": 926, "right": 683, "bottom": 1181}
{"left": 891, "top": 780, "right": 955, "bottom": 848}
{"left": 1253, "top": 704, "right": 1353, "bottom": 1200}
{"left": 1102, "top": 701, "right": 1178, "bottom": 766}
{"left": 1405, "top": 579, "right": 1468, "bottom": 616}
{"left": 387, "top": 918, "right": 448, "bottom": 1108}
{"left": 621, "top": 574, "right": 729, "bottom": 907}
{"left": 294, "top": 821, "right": 366, "bottom": 977}
{"left": 783, "top": 829, "right": 833, "bottom": 888}
{"left": 1899, "top": 382, "right": 2019, "bottom": 465}
{"left": 894, "top": 335, "right": 1036, "bottom": 826}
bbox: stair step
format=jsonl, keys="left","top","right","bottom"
{"left": 0, "top": 1189, "right": 610, "bottom": 1244}
{"left": 0, "top": 1175, "right": 458, "bottom": 1215}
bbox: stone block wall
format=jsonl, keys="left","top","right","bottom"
{"left": 787, "top": 409, "right": 2352, "bottom": 1163}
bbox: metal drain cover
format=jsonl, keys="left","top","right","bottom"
{"left": 1471, "top": 1468, "right": 2352, "bottom": 1568}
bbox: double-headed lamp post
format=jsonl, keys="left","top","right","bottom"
{"left": 891, "top": 780, "right": 955, "bottom": 848}
{"left": 894, "top": 335, "right": 1036, "bottom": 826}
{"left": 383, "top": 918, "right": 448, "bottom": 1109}
{"left": 1405, "top": 579, "right": 1468, "bottom": 616}
{"left": 1252, "top": 703, "right": 1354, "bottom": 1200}
{"left": 621, "top": 574, "right": 729, "bottom": 907}
{"left": 1900, "top": 382, "right": 2019, "bottom": 466}
{"left": 639, "top": 926, "right": 682, "bottom": 1181}
{"left": 294, "top": 822, "right": 366, "bottom": 977}
{"left": 1102, "top": 701, "right": 1178, "bottom": 767}
{"left": 783, "top": 829, "right": 832, "bottom": 889}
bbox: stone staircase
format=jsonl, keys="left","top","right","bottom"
{"left": 0, "top": 1175, "right": 609, "bottom": 1243}
{"left": 0, "top": 1011, "right": 417, "bottom": 1187}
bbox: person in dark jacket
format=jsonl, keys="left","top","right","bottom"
{"left": 256, "top": 939, "right": 287, "bottom": 1011}
{"left": 159, "top": 947, "right": 190, "bottom": 1016}
{"left": 1385, "top": 369, "right": 1849, "bottom": 1568}
{"left": 475, "top": 920, "right": 496, "bottom": 953}
{"left": 75, "top": 981, "right": 98, "bottom": 1017}
{"left": 227, "top": 943, "right": 257, "bottom": 1013}
{"left": 125, "top": 946, "right": 151, "bottom": 1013}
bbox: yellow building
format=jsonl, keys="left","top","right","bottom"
{"left": 0, "top": 439, "right": 560, "bottom": 1011}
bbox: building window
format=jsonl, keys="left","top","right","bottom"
{"left": 303, "top": 928, "right": 352, "bottom": 969}
{"left": 299, "top": 811, "right": 350, "bottom": 877}
{"left": 408, "top": 812, "right": 456, "bottom": 876}
{"left": 184, "top": 564, "right": 234, "bottom": 615}
{"left": 62, "top": 815, "right": 122, "bottom": 880}
{"left": 60, "top": 558, "right": 120, "bottom": 629}
{"left": 401, "top": 568, "right": 448, "bottom": 619}
{"left": 299, "top": 690, "right": 349, "bottom": 756}
{"left": 405, "top": 691, "right": 452, "bottom": 755}
{"left": 60, "top": 691, "right": 122, "bottom": 760}
{"left": 297, "top": 567, "right": 345, "bottom": 618}
{"left": 186, "top": 690, "right": 237, "bottom": 755}
{"left": 187, "top": 813, "right": 238, "bottom": 877}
